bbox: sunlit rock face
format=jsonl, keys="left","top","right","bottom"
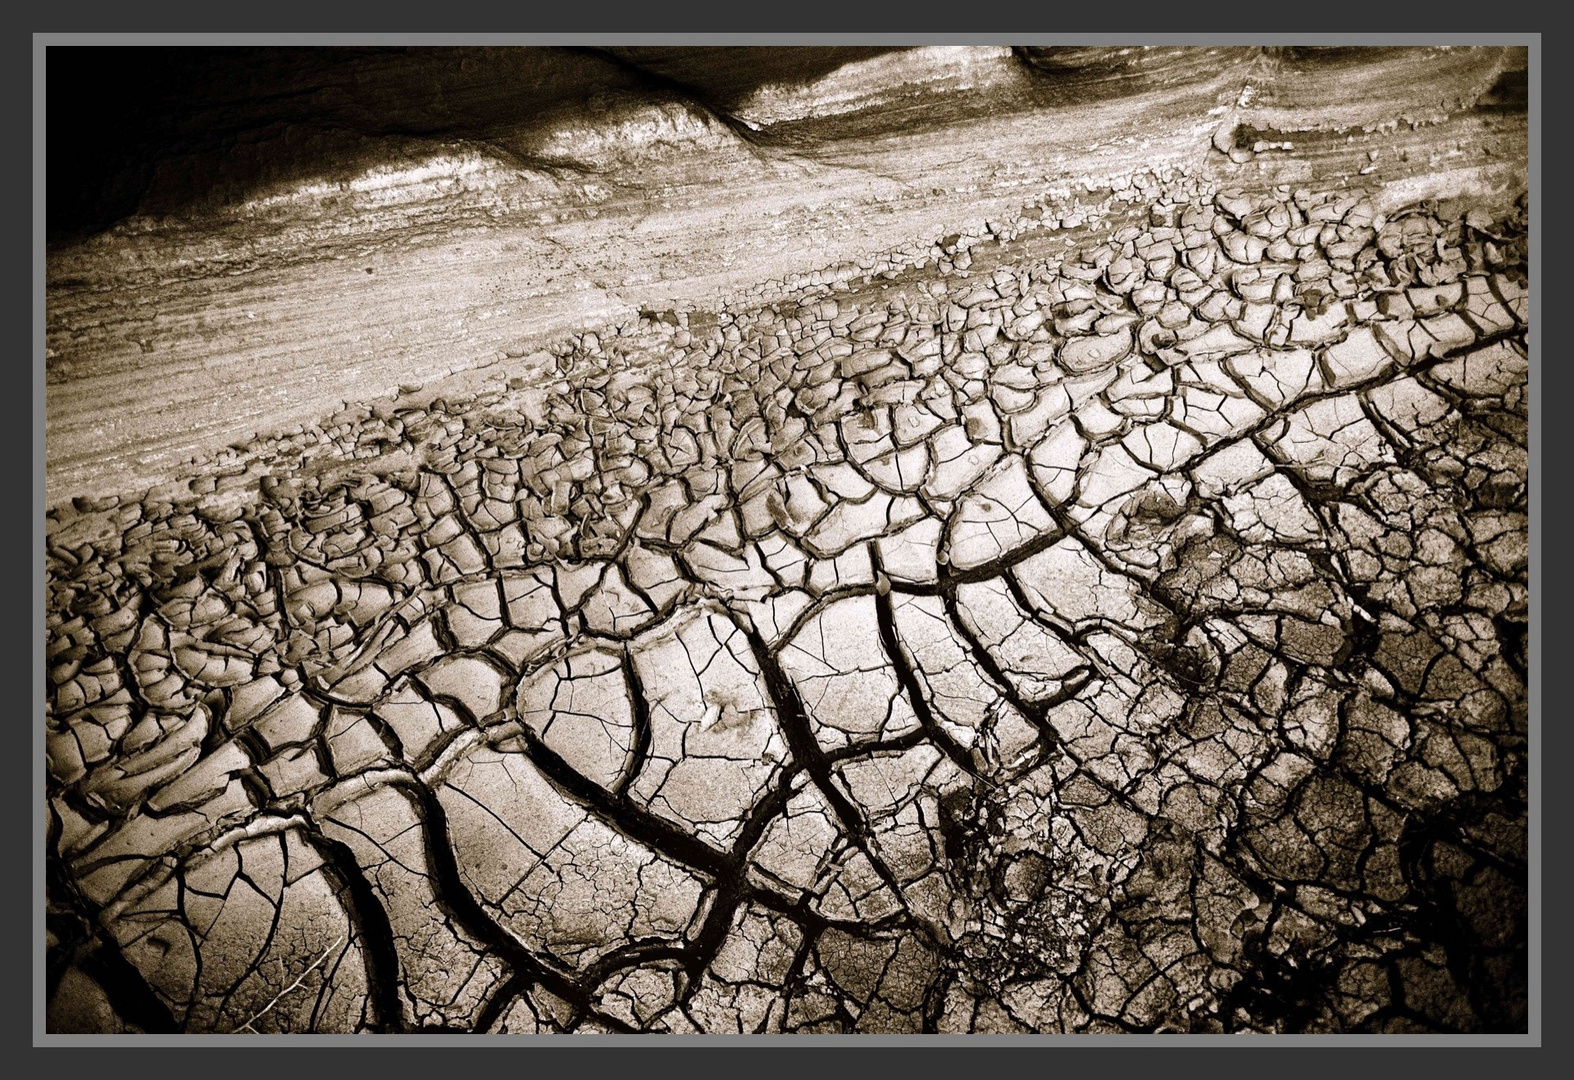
{"left": 45, "top": 44, "right": 1529, "bottom": 1035}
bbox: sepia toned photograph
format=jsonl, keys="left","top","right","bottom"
{"left": 40, "top": 40, "right": 1533, "bottom": 1038}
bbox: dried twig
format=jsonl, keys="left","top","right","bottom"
{"left": 232, "top": 935, "right": 345, "bottom": 1034}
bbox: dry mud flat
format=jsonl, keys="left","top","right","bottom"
{"left": 44, "top": 46, "right": 1529, "bottom": 1035}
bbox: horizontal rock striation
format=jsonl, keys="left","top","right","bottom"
{"left": 45, "top": 44, "right": 1526, "bottom": 507}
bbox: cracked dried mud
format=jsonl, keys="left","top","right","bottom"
{"left": 44, "top": 44, "right": 1530, "bottom": 1035}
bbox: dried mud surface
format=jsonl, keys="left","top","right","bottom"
{"left": 45, "top": 46, "right": 1530, "bottom": 1035}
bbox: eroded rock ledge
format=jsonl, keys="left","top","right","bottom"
{"left": 46, "top": 44, "right": 1525, "bottom": 506}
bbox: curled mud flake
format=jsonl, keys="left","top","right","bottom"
{"left": 626, "top": 608, "right": 788, "bottom": 844}
{"left": 516, "top": 645, "right": 636, "bottom": 791}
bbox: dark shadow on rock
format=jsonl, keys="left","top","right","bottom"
{"left": 1012, "top": 45, "right": 1261, "bottom": 102}
{"left": 46, "top": 46, "right": 689, "bottom": 244}
{"left": 593, "top": 45, "right": 906, "bottom": 116}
